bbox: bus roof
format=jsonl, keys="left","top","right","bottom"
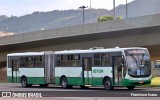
{"left": 7, "top": 52, "right": 45, "bottom": 56}
{"left": 55, "top": 47, "right": 147, "bottom": 54}
{"left": 7, "top": 47, "right": 147, "bottom": 56}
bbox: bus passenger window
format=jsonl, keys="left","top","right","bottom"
{"left": 61, "top": 55, "right": 70, "bottom": 66}
{"left": 94, "top": 60, "right": 100, "bottom": 66}
{"left": 23, "top": 57, "right": 27, "bottom": 67}
{"left": 26, "top": 57, "right": 30, "bottom": 67}
{"left": 101, "top": 53, "right": 110, "bottom": 66}
{"left": 34, "top": 56, "right": 42, "bottom": 67}
{"left": 94, "top": 53, "right": 110, "bottom": 66}
{"left": 20, "top": 57, "right": 25, "bottom": 67}
{"left": 71, "top": 54, "right": 80, "bottom": 67}
{"left": 57, "top": 60, "right": 61, "bottom": 66}
{"left": 28, "top": 57, "right": 34, "bottom": 67}
{"left": 94, "top": 54, "right": 101, "bottom": 66}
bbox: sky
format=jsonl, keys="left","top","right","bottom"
{"left": 0, "top": 0, "right": 134, "bottom": 16}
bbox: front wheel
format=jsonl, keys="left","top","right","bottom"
{"left": 127, "top": 86, "right": 135, "bottom": 90}
{"left": 103, "top": 78, "right": 113, "bottom": 90}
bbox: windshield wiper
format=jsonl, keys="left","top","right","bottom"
{"left": 130, "top": 54, "right": 139, "bottom": 67}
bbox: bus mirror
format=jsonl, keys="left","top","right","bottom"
{"left": 122, "top": 56, "right": 124, "bottom": 59}
{"left": 122, "top": 56, "right": 125, "bottom": 66}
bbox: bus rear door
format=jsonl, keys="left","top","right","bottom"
{"left": 82, "top": 57, "right": 92, "bottom": 86}
{"left": 11, "top": 59, "right": 20, "bottom": 83}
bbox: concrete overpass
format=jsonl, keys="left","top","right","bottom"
{"left": 1, "top": 14, "right": 160, "bottom": 67}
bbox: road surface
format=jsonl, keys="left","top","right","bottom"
{"left": 0, "top": 83, "right": 160, "bottom": 100}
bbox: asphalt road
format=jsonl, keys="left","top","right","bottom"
{"left": 0, "top": 83, "right": 160, "bottom": 100}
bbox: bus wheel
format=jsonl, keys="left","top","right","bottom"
{"left": 127, "top": 86, "right": 135, "bottom": 90}
{"left": 61, "top": 77, "right": 69, "bottom": 89}
{"left": 103, "top": 78, "right": 113, "bottom": 90}
{"left": 21, "top": 77, "right": 28, "bottom": 88}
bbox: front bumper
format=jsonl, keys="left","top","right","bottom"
{"left": 122, "top": 78, "right": 151, "bottom": 86}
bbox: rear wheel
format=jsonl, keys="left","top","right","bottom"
{"left": 61, "top": 77, "right": 72, "bottom": 89}
{"left": 103, "top": 78, "right": 113, "bottom": 90}
{"left": 21, "top": 77, "right": 29, "bottom": 87}
{"left": 127, "top": 86, "right": 135, "bottom": 90}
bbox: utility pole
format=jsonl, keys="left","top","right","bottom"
{"left": 90, "top": 0, "right": 91, "bottom": 23}
{"left": 113, "top": 0, "right": 116, "bottom": 20}
{"left": 126, "top": 0, "right": 128, "bottom": 18}
{"left": 79, "top": 5, "right": 88, "bottom": 24}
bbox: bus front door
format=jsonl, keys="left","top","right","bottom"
{"left": 11, "top": 59, "right": 20, "bottom": 83}
{"left": 82, "top": 57, "right": 92, "bottom": 85}
{"left": 112, "top": 56, "right": 123, "bottom": 85}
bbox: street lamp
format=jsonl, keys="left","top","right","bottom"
{"left": 79, "top": 5, "right": 88, "bottom": 24}
{"left": 113, "top": 0, "right": 116, "bottom": 20}
{"left": 126, "top": 0, "right": 128, "bottom": 18}
{"left": 90, "top": 0, "right": 92, "bottom": 23}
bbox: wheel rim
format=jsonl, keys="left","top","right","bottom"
{"left": 22, "top": 78, "right": 26, "bottom": 87}
{"left": 62, "top": 78, "right": 66, "bottom": 87}
{"left": 105, "top": 80, "right": 110, "bottom": 88}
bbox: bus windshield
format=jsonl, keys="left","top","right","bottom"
{"left": 125, "top": 49, "right": 151, "bottom": 77}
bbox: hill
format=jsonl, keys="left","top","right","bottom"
{"left": 0, "top": 0, "right": 160, "bottom": 33}
{"left": 0, "top": 9, "right": 109, "bottom": 33}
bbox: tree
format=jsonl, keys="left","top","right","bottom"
{"left": 116, "top": 16, "right": 123, "bottom": 20}
{"left": 97, "top": 16, "right": 114, "bottom": 22}
{"left": 97, "top": 16, "right": 123, "bottom": 22}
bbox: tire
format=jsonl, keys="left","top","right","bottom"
{"left": 103, "top": 78, "right": 113, "bottom": 90}
{"left": 61, "top": 77, "right": 69, "bottom": 89}
{"left": 80, "top": 85, "right": 89, "bottom": 89}
{"left": 21, "top": 77, "right": 28, "bottom": 88}
{"left": 127, "top": 86, "right": 135, "bottom": 90}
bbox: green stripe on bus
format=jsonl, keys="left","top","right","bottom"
{"left": 8, "top": 76, "right": 151, "bottom": 87}
{"left": 122, "top": 78, "right": 151, "bottom": 86}
{"left": 7, "top": 76, "right": 21, "bottom": 83}
{"left": 92, "top": 78, "right": 103, "bottom": 85}
{"left": 7, "top": 76, "right": 45, "bottom": 84}
{"left": 55, "top": 77, "right": 104, "bottom": 86}
{"left": 27, "top": 77, "right": 45, "bottom": 84}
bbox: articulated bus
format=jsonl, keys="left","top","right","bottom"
{"left": 7, "top": 47, "right": 152, "bottom": 90}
